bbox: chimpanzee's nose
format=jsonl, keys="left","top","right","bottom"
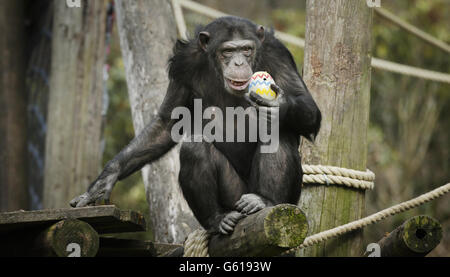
{"left": 234, "top": 59, "right": 244, "bottom": 66}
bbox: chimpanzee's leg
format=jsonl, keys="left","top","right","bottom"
{"left": 236, "top": 133, "right": 302, "bottom": 215}
{"left": 179, "top": 140, "right": 247, "bottom": 235}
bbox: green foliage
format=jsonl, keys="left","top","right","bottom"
{"left": 271, "top": 8, "right": 306, "bottom": 68}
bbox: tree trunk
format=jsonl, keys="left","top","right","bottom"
{"left": 0, "top": 0, "right": 29, "bottom": 212}
{"left": 115, "top": 0, "right": 200, "bottom": 244}
{"left": 298, "top": 0, "right": 372, "bottom": 256}
{"left": 43, "top": 0, "right": 108, "bottom": 208}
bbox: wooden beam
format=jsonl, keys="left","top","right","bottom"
{"left": 0, "top": 219, "right": 99, "bottom": 257}
{"left": 298, "top": 0, "right": 373, "bottom": 257}
{"left": 0, "top": 205, "right": 146, "bottom": 234}
{"left": 365, "top": 215, "right": 442, "bottom": 257}
{"left": 208, "top": 204, "right": 308, "bottom": 257}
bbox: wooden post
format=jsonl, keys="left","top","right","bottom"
{"left": 115, "top": 0, "right": 201, "bottom": 243}
{"left": 365, "top": 215, "right": 443, "bottom": 257}
{"left": 208, "top": 204, "right": 308, "bottom": 257}
{"left": 298, "top": 0, "right": 373, "bottom": 256}
{"left": 43, "top": 0, "right": 108, "bottom": 208}
{"left": 0, "top": 0, "right": 29, "bottom": 211}
{"left": 33, "top": 219, "right": 99, "bottom": 257}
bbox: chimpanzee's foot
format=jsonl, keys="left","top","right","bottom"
{"left": 235, "top": 193, "right": 267, "bottom": 215}
{"left": 218, "top": 211, "right": 246, "bottom": 235}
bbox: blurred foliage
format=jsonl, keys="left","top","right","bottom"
{"left": 102, "top": 0, "right": 449, "bottom": 253}
{"left": 367, "top": 0, "right": 449, "bottom": 256}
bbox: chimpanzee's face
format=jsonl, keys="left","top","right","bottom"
{"left": 216, "top": 39, "right": 256, "bottom": 96}
{"left": 198, "top": 25, "right": 264, "bottom": 97}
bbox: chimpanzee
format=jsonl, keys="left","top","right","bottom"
{"left": 70, "top": 16, "right": 321, "bottom": 235}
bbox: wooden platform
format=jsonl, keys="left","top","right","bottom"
{"left": 0, "top": 205, "right": 146, "bottom": 234}
{"left": 0, "top": 205, "right": 153, "bottom": 256}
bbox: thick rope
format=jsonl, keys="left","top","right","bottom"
{"left": 302, "top": 165, "right": 375, "bottom": 190}
{"left": 183, "top": 229, "right": 210, "bottom": 257}
{"left": 283, "top": 182, "right": 450, "bottom": 255}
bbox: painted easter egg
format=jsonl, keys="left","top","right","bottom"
{"left": 248, "top": 71, "right": 277, "bottom": 100}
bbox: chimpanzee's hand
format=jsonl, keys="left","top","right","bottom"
{"left": 245, "top": 84, "right": 286, "bottom": 108}
{"left": 69, "top": 162, "right": 120, "bottom": 207}
{"left": 245, "top": 84, "right": 286, "bottom": 124}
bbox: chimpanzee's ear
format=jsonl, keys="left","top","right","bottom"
{"left": 256, "top": 25, "right": 265, "bottom": 43}
{"left": 198, "top": 31, "right": 210, "bottom": 52}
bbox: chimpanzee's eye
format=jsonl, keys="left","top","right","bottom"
{"left": 222, "top": 49, "right": 233, "bottom": 57}
{"left": 242, "top": 46, "right": 252, "bottom": 56}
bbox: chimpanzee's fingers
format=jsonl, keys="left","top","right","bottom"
{"left": 249, "top": 91, "right": 272, "bottom": 106}
{"left": 223, "top": 217, "right": 236, "bottom": 227}
{"left": 75, "top": 193, "right": 94, "bottom": 207}
{"left": 219, "top": 226, "right": 230, "bottom": 235}
{"left": 246, "top": 204, "right": 265, "bottom": 215}
{"left": 235, "top": 200, "right": 248, "bottom": 211}
{"left": 220, "top": 222, "right": 234, "bottom": 233}
{"left": 244, "top": 93, "right": 258, "bottom": 108}
{"left": 242, "top": 203, "right": 258, "bottom": 214}
{"left": 102, "top": 184, "right": 115, "bottom": 205}
{"left": 270, "top": 84, "right": 286, "bottom": 103}
{"left": 235, "top": 197, "right": 246, "bottom": 208}
{"left": 69, "top": 195, "right": 82, "bottom": 207}
{"left": 270, "top": 84, "right": 282, "bottom": 95}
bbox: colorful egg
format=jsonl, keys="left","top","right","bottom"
{"left": 248, "top": 71, "right": 277, "bottom": 100}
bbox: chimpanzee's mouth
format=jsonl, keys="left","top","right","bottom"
{"left": 227, "top": 78, "right": 251, "bottom": 91}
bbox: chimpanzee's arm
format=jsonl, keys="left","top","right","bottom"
{"left": 278, "top": 69, "right": 322, "bottom": 140}
{"left": 258, "top": 40, "right": 321, "bottom": 141}
{"left": 114, "top": 82, "right": 190, "bottom": 180}
{"left": 70, "top": 81, "right": 191, "bottom": 207}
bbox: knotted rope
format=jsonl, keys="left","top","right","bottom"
{"left": 183, "top": 229, "right": 210, "bottom": 257}
{"left": 302, "top": 165, "right": 375, "bottom": 190}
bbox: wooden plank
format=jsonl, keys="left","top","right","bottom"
{"left": 0, "top": 205, "right": 146, "bottom": 234}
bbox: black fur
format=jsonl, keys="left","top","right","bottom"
{"left": 170, "top": 17, "right": 321, "bottom": 233}
{"left": 71, "top": 17, "right": 321, "bottom": 235}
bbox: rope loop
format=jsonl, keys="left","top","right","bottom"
{"left": 302, "top": 165, "right": 375, "bottom": 190}
{"left": 183, "top": 229, "right": 210, "bottom": 257}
